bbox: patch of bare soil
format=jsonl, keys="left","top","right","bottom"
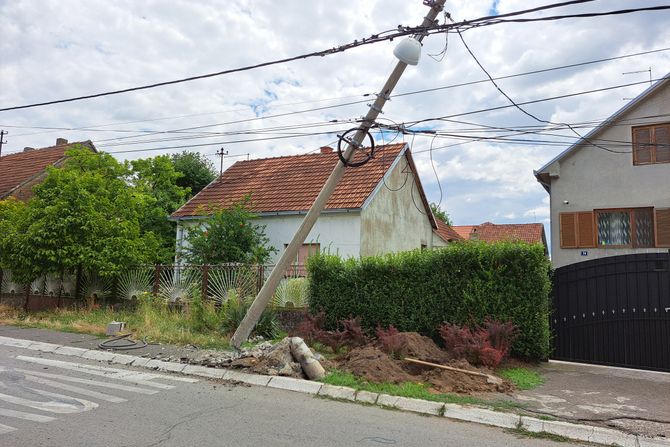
{"left": 339, "top": 346, "right": 414, "bottom": 384}
{"left": 396, "top": 332, "right": 449, "bottom": 363}
{"left": 421, "top": 367, "right": 513, "bottom": 394}
{"left": 337, "top": 332, "right": 514, "bottom": 394}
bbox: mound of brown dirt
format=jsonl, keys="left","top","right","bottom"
{"left": 396, "top": 332, "right": 449, "bottom": 364}
{"left": 421, "top": 367, "right": 513, "bottom": 394}
{"left": 340, "top": 346, "right": 414, "bottom": 383}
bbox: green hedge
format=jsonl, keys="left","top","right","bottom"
{"left": 307, "top": 242, "right": 552, "bottom": 360}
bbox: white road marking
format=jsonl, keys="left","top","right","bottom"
{"left": 0, "top": 408, "right": 56, "bottom": 422}
{"left": 0, "top": 423, "right": 16, "bottom": 435}
{"left": 0, "top": 386, "right": 98, "bottom": 414}
{"left": 23, "top": 375, "right": 127, "bottom": 403}
{"left": 16, "top": 356, "right": 175, "bottom": 390}
{"left": 14, "top": 369, "right": 159, "bottom": 395}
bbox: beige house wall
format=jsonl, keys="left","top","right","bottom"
{"left": 544, "top": 85, "right": 670, "bottom": 268}
{"left": 359, "top": 154, "right": 436, "bottom": 257}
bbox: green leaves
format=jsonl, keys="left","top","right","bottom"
{"left": 180, "top": 196, "right": 277, "bottom": 265}
{"left": 0, "top": 146, "right": 159, "bottom": 283}
{"left": 307, "top": 242, "right": 552, "bottom": 360}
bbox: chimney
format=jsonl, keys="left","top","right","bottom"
{"left": 56, "top": 138, "right": 68, "bottom": 146}
{"left": 23, "top": 147, "right": 35, "bottom": 152}
{"left": 320, "top": 146, "right": 333, "bottom": 154}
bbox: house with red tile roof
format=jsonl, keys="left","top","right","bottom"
{"left": 0, "top": 139, "right": 96, "bottom": 201}
{"left": 450, "top": 222, "right": 548, "bottom": 254}
{"left": 171, "top": 144, "right": 449, "bottom": 263}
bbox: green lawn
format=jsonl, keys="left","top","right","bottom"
{"left": 498, "top": 367, "right": 544, "bottom": 390}
{"left": 321, "top": 370, "right": 523, "bottom": 411}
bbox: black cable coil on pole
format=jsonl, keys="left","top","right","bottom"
{"left": 337, "top": 128, "right": 375, "bottom": 167}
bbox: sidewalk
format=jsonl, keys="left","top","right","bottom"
{"left": 1, "top": 325, "right": 668, "bottom": 445}
{"left": 512, "top": 360, "right": 670, "bottom": 438}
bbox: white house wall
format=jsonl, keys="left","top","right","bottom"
{"left": 359, "top": 155, "right": 436, "bottom": 256}
{"left": 177, "top": 212, "right": 361, "bottom": 264}
{"left": 546, "top": 85, "right": 670, "bottom": 268}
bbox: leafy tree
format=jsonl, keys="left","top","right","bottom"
{"left": 430, "top": 202, "right": 452, "bottom": 225}
{"left": 0, "top": 147, "right": 158, "bottom": 283}
{"left": 0, "top": 197, "right": 28, "bottom": 272}
{"left": 171, "top": 151, "right": 217, "bottom": 197}
{"left": 181, "top": 197, "right": 276, "bottom": 265}
{"left": 128, "top": 155, "right": 188, "bottom": 263}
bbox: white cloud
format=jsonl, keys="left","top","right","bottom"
{"left": 1, "top": 0, "right": 669, "bottom": 228}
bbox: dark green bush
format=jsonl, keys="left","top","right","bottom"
{"left": 307, "top": 242, "right": 551, "bottom": 360}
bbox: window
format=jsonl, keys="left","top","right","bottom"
{"left": 559, "top": 211, "right": 595, "bottom": 248}
{"left": 284, "top": 243, "right": 320, "bottom": 276}
{"left": 656, "top": 208, "right": 670, "bottom": 247}
{"left": 560, "top": 208, "right": 667, "bottom": 249}
{"left": 595, "top": 208, "right": 654, "bottom": 248}
{"left": 633, "top": 124, "right": 670, "bottom": 165}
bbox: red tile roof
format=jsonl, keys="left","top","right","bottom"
{"left": 434, "top": 220, "right": 464, "bottom": 242}
{"left": 452, "top": 225, "right": 475, "bottom": 240}
{"left": 451, "top": 222, "right": 546, "bottom": 246}
{"left": 172, "top": 144, "right": 412, "bottom": 218}
{"left": 0, "top": 140, "right": 96, "bottom": 199}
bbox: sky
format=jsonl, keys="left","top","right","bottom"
{"left": 2, "top": 0, "right": 670, "bottom": 238}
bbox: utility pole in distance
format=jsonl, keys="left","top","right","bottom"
{"left": 0, "top": 130, "right": 7, "bottom": 157}
{"left": 231, "top": 0, "right": 447, "bottom": 348}
{"left": 216, "top": 147, "right": 228, "bottom": 175}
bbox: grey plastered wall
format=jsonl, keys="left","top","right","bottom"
{"left": 544, "top": 86, "right": 670, "bottom": 268}
{"left": 359, "top": 154, "right": 436, "bottom": 257}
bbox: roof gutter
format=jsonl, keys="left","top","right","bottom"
{"left": 169, "top": 207, "right": 362, "bottom": 222}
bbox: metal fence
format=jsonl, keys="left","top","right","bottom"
{"left": 551, "top": 252, "right": 670, "bottom": 372}
{"left": 0, "top": 263, "right": 310, "bottom": 311}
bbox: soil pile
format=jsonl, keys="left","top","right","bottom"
{"left": 336, "top": 332, "right": 513, "bottom": 394}
{"left": 397, "top": 332, "right": 449, "bottom": 363}
{"left": 340, "top": 346, "right": 414, "bottom": 383}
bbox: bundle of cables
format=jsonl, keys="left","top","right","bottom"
{"left": 98, "top": 333, "right": 148, "bottom": 351}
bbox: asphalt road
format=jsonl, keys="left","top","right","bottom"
{"left": 0, "top": 344, "right": 581, "bottom": 447}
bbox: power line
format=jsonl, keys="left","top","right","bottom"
{"left": 3, "top": 78, "right": 662, "bottom": 157}
{"left": 454, "top": 27, "right": 636, "bottom": 153}
{"left": 3, "top": 1, "right": 665, "bottom": 113}
{"left": 3, "top": 45, "right": 669, "bottom": 147}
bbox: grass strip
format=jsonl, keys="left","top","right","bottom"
{"left": 498, "top": 367, "right": 544, "bottom": 390}
{"left": 321, "top": 369, "right": 523, "bottom": 411}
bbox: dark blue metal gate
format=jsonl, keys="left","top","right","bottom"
{"left": 551, "top": 252, "right": 670, "bottom": 371}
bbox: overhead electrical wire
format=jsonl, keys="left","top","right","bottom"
{"left": 3, "top": 45, "right": 669, "bottom": 150}
{"left": 1, "top": 0, "right": 666, "bottom": 112}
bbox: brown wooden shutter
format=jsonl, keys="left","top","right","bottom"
{"left": 655, "top": 208, "right": 670, "bottom": 247}
{"left": 560, "top": 212, "right": 577, "bottom": 248}
{"left": 655, "top": 124, "right": 670, "bottom": 163}
{"left": 633, "top": 127, "right": 652, "bottom": 164}
{"left": 577, "top": 211, "right": 595, "bottom": 247}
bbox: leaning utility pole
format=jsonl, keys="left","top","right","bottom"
{"left": 231, "top": 0, "right": 446, "bottom": 348}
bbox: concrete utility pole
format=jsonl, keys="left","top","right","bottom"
{"left": 0, "top": 130, "right": 7, "bottom": 157}
{"left": 231, "top": 0, "right": 446, "bottom": 348}
{"left": 216, "top": 147, "right": 228, "bottom": 175}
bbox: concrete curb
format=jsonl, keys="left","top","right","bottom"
{"left": 0, "top": 335, "right": 667, "bottom": 446}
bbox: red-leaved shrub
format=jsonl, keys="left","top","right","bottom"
{"left": 480, "top": 318, "right": 519, "bottom": 358}
{"left": 439, "top": 319, "right": 518, "bottom": 367}
{"left": 375, "top": 324, "right": 407, "bottom": 359}
{"left": 293, "top": 311, "right": 327, "bottom": 344}
{"left": 293, "top": 313, "right": 368, "bottom": 352}
{"left": 340, "top": 316, "right": 369, "bottom": 347}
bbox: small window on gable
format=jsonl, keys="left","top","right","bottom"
{"left": 633, "top": 124, "right": 670, "bottom": 165}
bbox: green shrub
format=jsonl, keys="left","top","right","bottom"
{"left": 219, "top": 293, "right": 279, "bottom": 340}
{"left": 307, "top": 242, "right": 551, "bottom": 360}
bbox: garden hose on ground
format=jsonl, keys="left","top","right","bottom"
{"left": 98, "top": 333, "right": 148, "bottom": 351}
